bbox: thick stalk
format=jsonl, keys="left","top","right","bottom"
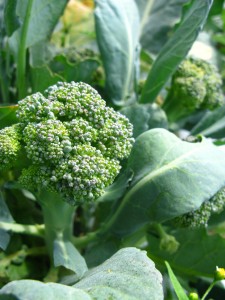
{"left": 37, "top": 190, "right": 75, "bottom": 264}
{"left": 17, "top": 0, "right": 34, "bottom": 99}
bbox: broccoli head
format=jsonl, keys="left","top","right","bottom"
{"left": 1, "top": 82, "right": 134, "bottom": 205}
{"left": 162, "top": 57, "right": 224, "bottom": 122}
{"left": 174, "top": 187, "right": 225, "bottom": 228}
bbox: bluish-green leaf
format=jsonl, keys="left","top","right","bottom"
{"left": 136, "top": 0, "right": 188, "bottom": 54}
{"left": 0, "top": 248, "right": 164, "bottom": 300}
{"left": 54, "top": 239, "right": 88, "bottom": 279}
{"left": 165, "top": 261, "right": 189, "bottom": 300}
{"left": 0, "top": 191, "right": 14, "bottom": 250}
{"left": 191, "top": 106, "right": 225, "bottom": 138}
{"left": 120, "top": 103, "right": 168, "bottom": 138}
{"left": 0, "top": 229, "right": 10, "bottom": 251}
{"left": 75, "top": 248, "right": 163, "bottom": 300}
{"left": 102, "top": 128, "right": 225, "bottom": 236}
{"left": 140, "top": 0, "right": 213, "bottom": 103}
{"left": 0, "top": 280, "right": 92, "bottom": 300}
{"left": 0, "top": 191, "right": 14, "bottom": 223}
{"left": 94, "top": 0, "right": 140, "bottom": 105}
{"left": 98, "top": 169, "right": 133, "bottom": 203}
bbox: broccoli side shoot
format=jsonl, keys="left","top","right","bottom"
{"left": 5, "top": 81, "right": 134, "bottom": 205}
{"left": 162, "top": 57, "right": 224, "bottom": 123}
{"left": 174, "top": 187, "right": 225, "bottom": 228}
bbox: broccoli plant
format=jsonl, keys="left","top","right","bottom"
{"left": 0, "top": 81, "right": 134, "bottom": 264}
{"left": 2, "top": 0, "right": 225, "bottom": 299}
{"left": 162, "top": 57, "right": 224, "bottom": 123}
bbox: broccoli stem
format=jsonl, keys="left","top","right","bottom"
{"left": 0, "top": 222, "right": 44, "bottom": 237}
{"left": 162, "top": 90, "right": 191, "bottom": 123}
{"left": 37, "top": 190, "right": 75, "bottom": 264}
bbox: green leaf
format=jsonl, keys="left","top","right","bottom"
{"left": 191, "top": 106, "right": 225, "bottom": 138}
{"left": 0, "top": 280, "right": 92, "bottom": 300}
{"left": 120, "top": 103, "right": 168, "bottom": 138}
{"left": 94, "top": 0, "right": 140, "bottom": 105}
{"left": 4, "top": 0, "right": 20, "bottom": 36}
{"left": 140, "top": 0, "right": 213, "bottom": 104}
{"left": 102, "top": 129, "right": 225, "bottom": 236}
{"left": 98, "top": 169, "right": 133, "bottom": 202}
{"left": 30, "top": 66, "right": 63, "bottom": 94}
{"left": 0, "top": 191, "right": 14, "bottom": 223}
{"left": 148, "top": 228, "right": 225, "bottom": 278}
{"left": 0, "top": 248, "right": 164, "bottom": 300}
{"left": 7, "top": 0, "right": 68, "bottom": 58}
{"left": 53, "top": 240, "right": 88, "bottom": 279}
{"left": 165, "top": 261, "right": 189, "bottom": 300}
{"left": 75, "top": 248, "right": 163, "bottom": 300}
{"left": 0, "top": 105, "right": 18, "bottom": 129}
{"left": 136, "top": 0, "right": 188, "bottom": 54}
{"left": 0, "top": 229, "right": 10, "bottom": 251}
{"left": 50, "top": 54, "right": 100, "bottom": 83}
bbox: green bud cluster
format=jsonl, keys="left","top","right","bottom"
{"left": 175, "top": 187, "right": 225, "bottom": 228}
{"left": 0, "top": 125, "right": 22, "bottom": 170}
{"left": 15, "top": 81, "right": 134, "bottom": 204}
{"left": 163, "top": 57, "right": 224, "bottom": 122}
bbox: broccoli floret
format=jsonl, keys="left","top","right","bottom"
{"left": 6, "top": 81, "right": 134, "bottom": 205}
{"left": 162, "top": 57, "right": 224, "bottom": 123}
{"left": 0, "top": 124, "right": 22, "bottom": 170}
{"left": 174, "top": 187, "right": 225, "bottom": 228}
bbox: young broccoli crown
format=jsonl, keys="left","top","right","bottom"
{"left": 174, "top": 187, "right": 225, "bottom": 228}
{"left": 163, "top": 57, "right": 224, "bottom": 122}
{"left": 16, "top": 82, "right": 134, "bottom": 205}
{"left": 0, "top": 124, "right": 22, "bottom": 170}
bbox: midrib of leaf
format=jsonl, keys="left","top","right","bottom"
{"left": 140, "top": 0, "right": 155, "bottom": 34}
{"left": 102, "top": 143, "right": 215, "bottom": 232}
{"left": 122, "top": 13, "right": 134, "bottom": 102}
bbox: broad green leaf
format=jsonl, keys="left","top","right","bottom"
{"left": 7, "top": 0, "right": 68, "bottom": 58}
{"left": 165, "top": 262, "right": 189, "bottom": 300}
{"left": 0, "top": 248, "right": 164, "bottom": 300}
{"left": 0, "top": 105, "right": 18, "bottom": 129}
{"left": 0, "top": 280, "right": 92, "bottom": 300}
{"left": 120, "top": 103, "right": 168, "bottom": 138}
{"left": 136, "top": 0, "right": 188, "bottom": 54}
{"left": 148, "top": 228, "right": 225, "bottom": 278}
{"left": 140, "top": 0, "right": 213, "bottom": 104}
{"left": 75, "top": 248, "right": 163, "bottom": 300}
{"left": 94, "top": 0, "right": 140, "bottom": 105}
{"left": 53, "top": 240, "right": 88, "bottom": 279}
{"left": 102, "top": 129, "right": 225, "bottom": 236}
{"left": 0, "top": 229, "right": 10, "bottom": 251}
{"left": 98, "top": 169, "right": 133, "bottom": 203}
{"left": 191, "top": 106, "right": 225, "bottom": 138}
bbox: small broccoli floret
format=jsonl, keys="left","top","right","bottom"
{"left": 174, "top": 187, "right": 225, "bottom": 228}
{"left": 14, "top": 81, "right": 134, "bottom": 205}
{"left": 163, "top": 57, "right": 224, "bottom": 123}
{"left": 0, "top": 125, "right": 22, "bottom": 170}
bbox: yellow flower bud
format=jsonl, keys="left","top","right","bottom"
{"left": 214, "top": 266, "right": 225, "bottom": 281}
